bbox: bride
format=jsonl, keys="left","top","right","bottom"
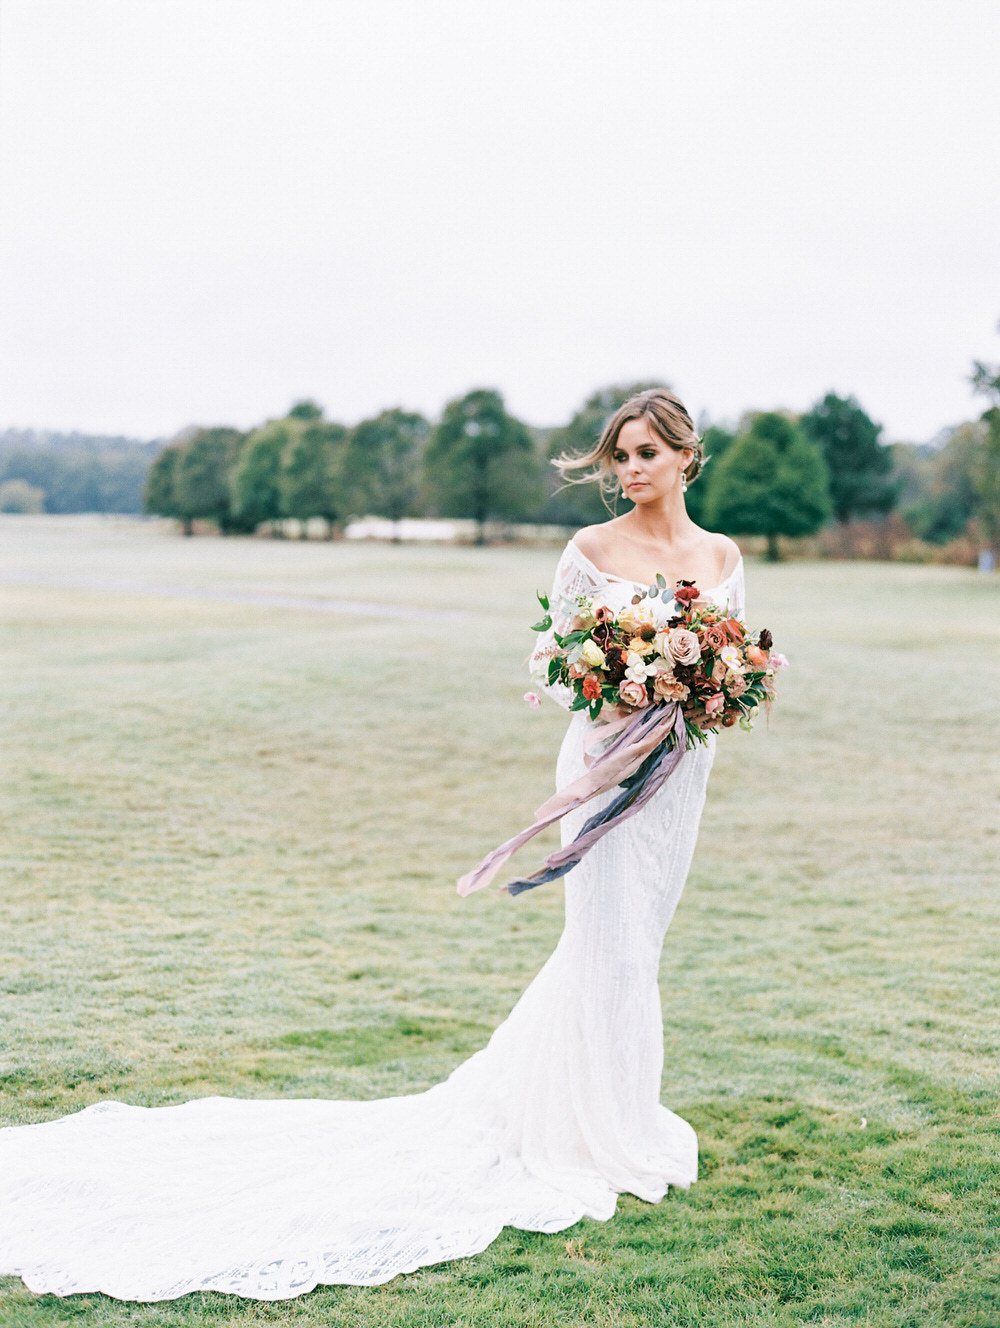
{"left": 0, "top": 388, "right": 745, "bottom": 1303}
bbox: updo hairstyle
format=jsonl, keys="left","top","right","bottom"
{"left": 551, "top": 388, "right": 705, "bottom": 510}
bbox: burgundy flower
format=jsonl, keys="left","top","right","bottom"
{"left": 674, "top": 580, "right": 700, "bottom": 605}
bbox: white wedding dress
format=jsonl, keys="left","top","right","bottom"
{"left": 0, "top": 538, "right": 745, "bottom": 1303}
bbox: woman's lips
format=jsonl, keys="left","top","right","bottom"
{"left": 628, "top": 482, "right": 648, "bottom": 490}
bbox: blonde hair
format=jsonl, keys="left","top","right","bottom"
{"left": 552, "top": 388, "right": 704, "bottom": 511}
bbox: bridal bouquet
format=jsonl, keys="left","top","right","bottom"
{"left": 532, "top": 575, "right": 782, "bottom": 740}
{"left": 457, "top": 576, "right": 786, "bottom": 899}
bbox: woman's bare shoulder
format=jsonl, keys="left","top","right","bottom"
{"left": 570, "top": 520, "right": 618, "bottom": 560}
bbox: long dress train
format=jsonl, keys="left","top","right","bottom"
{"left": 0, "top": 539, "right": 745, "bottom": 1302}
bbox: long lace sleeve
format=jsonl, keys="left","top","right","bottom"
{"left": 527, "top": 541, "right": 602, "bottom": 711}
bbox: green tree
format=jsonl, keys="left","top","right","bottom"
{"left": 686, "top": 423, "right": 735, "bottom": 526}
{"left": 341, "top": 408, "right": 430, "bottom": 536}
{"left": 969, "top": 329, "right": 1000, "bottom": 556}
{"left": 174, "top": 428, "right": 244, "bottom": 534}
{"left": 902, "top": 425, "right": 981, "bottom": 545}
{"left": 707, "top": 411, "right": 832, "bottom": 560}
{"left": 144, "top": 445, "right": 184, "bottom": 527}
{"left": 972, "top": 409, "right": 1000, "bottom": 555}
{"left": 424, "top": 389, "right": 543, "bottom": 544}
{"left": 800, "top": 392, "right": 896, "bottom": 524}
{"left": 231, "top": 421, "right": 290, "bottom": 532}
{"left": 280, "top": 417, "right": 348, "bottom": 536}
{"left": 543, "top": 381, "right": 668, "bottom": 525}
{"left": 287, "top": 398, "right": 325, "bottom": 422}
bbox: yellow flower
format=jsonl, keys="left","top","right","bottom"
{"left": 580, "top": 639, "right": 607, "bottom": 668}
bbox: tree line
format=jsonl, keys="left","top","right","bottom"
{"left": 139, "top": 366, "right": 1000, "bottom": 560}
{"left": 3, "top": 348, "right": 998, "bottom": 561}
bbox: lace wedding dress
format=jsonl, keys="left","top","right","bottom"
{"left": 0, "top": 538, "right": 745, "bottom": 1303}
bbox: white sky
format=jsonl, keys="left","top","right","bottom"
{"left": 1, "top": 0, "right": 998, "bottom": 443}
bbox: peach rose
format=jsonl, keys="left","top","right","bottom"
{"left": 668, "top": 628, "right": 701, "bottom": 666}
{"left": 653, "top": 671, "right": 690, "bottom": 701}
{"left": 627, "top": 634, "right": 656, "bottom": 657}
{"left": 745, "top": 645, "right": 768, "bottom": 670}
{"left": 617, "top": 605, "right": 653, "bottom": 636}
{"left": 618, "top": 679, "right": 649, "bottom": 708}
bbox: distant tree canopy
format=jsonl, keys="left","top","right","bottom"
{"left": 231, "top": 421, "right": 290, "bottom": 532}
{"left": 0, "top": 478, "right": 45, "bottom": 513}
{"left": 280, "top": 418, "right": 348, "bottom": 532}
{"left": 684, "top": 423, "right": 735, "bottom": 527}
{"left": 707, "top": 412, "right": 832, "bottom": 559}
{"left": 800, "top": 392, "right": 896, "bottom": 524}
{"left": 341, "top": 408, "right": 430, "bottom": 531}
{"left": 1, "top": 429, "right": 157, "bottom": 514}
{"left": 900, "top": 422, "right": 983, "bottom": 545}
{"left": 16, "top": 340, "right": 1000, "bottom": 560}
{"left": 424, "top": 389, "right": 543, "bottom": 544}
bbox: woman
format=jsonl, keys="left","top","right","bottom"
{"left": 0, "top": 389, "right": 744, "bottom": 1303}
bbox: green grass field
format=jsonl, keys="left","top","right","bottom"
{"left": 1, "top": 516, "right": 997, "bottom": 1328}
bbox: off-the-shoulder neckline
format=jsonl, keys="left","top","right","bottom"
{"left": 566, "top": 537, "right": 743, "bottom": 597}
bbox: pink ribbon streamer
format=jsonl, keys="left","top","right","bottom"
{"left": 456, "top": 700, "right": 685, "bottom": 897}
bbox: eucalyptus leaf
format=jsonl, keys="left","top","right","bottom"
{"left": 655, "top": 572, "right": 666, "bottom": 588}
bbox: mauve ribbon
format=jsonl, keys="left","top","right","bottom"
{"left": 456, "top": 700, "right": 688, "bottom": 898}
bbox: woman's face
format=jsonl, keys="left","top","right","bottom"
{"left": 611, "top": 417, "right": 692, "bottom": 503}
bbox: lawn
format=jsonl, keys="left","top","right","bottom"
{"left": 0, "top": 515, "right": 997, "bottom": 1328}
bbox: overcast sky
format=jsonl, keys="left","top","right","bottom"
{"left": 1, "top": 0, "right": 997, "bottom": 444}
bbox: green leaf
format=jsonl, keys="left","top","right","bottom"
{"left": 529, "top": 615, "right": 552, "bottom": 633}
{"left": 655, "top": 572, "right": 666, "bottom": 588}
{"left": 536, "top": 591, "right": 549, "bottom": 610}
{"left": 548, "top": 657, "right": 560, "bottom": 683}
{"left": 569, "top": 694, "right": 589, "bottom": 711}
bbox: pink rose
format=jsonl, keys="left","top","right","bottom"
{"left": 769, "top": 651, "right": 789, "bottom": 670}
{"left": 703, "top": 691, "right": 725, "bottom": 720}
{"left": 523, "top": 691, "right": 541, "bottom": 709}
{"left": 668, "top": 628, "right": 701, "bottom": 666}
{"left": 702, "top": 623, "right": 728, "bottom": 652}
{"left": 618, "top": 679, "right": 649, "bottom": 709}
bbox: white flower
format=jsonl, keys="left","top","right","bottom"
{"left": 653, "top": 629, "right": 673, "bottom": 658}
{"left": 624, "top": 651, "right": 658, "bottom": 683}
{"left": 719, "top": 645, "right": 743, "bottom": 674}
